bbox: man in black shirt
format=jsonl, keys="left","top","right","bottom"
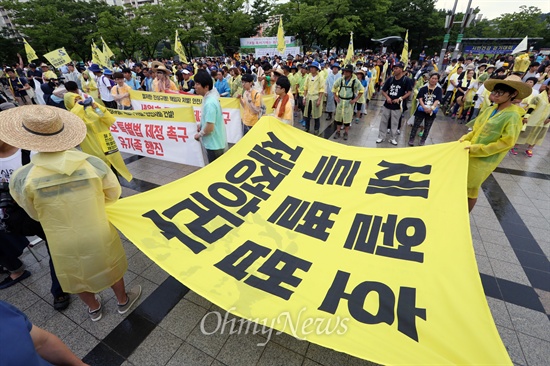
{"left": 376, "top": 62, "right": 412, "bottom": 145}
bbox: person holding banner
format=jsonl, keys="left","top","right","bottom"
{"left": 460, "top": 75, "right": 530, "bottom": 212}
{"left": 111, "top": 73, "right": 133, "bottom": 110}
{"left": 89, "top": 64, "right": 116, "bottom": 109}
{"left": 194, "top": 72, "right": 227, "bottom": 163}
{"left": 239, "top": 73, "right": 262, "bottom": 135}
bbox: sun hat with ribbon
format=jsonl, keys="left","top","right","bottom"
{"left": 155, "top": 65, "right": 172, "bottom": 75}
{"left": 0, "top": 105, "right": 86, "bottom": 152}
{"left": 484, "top": 75, "right": 532, "bottom": 100}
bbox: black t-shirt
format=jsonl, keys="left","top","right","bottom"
{"left": 8, "top": 77, "right": 29, "bottom": 97}
{"left": 414, "top": 85, "right": 443, "bottom": 117}
{"left": 135, "top": 71, "right": 146, "bottom": 85}
{"left": 382, "top": 76, "right": 412, "bottom": 110}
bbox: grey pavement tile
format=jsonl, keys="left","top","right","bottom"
{"left": 496, "top": 326, "right": 527, "bottom": 366}
{"left": 122, "top": 239, "right": 140, "bottom": 258}
{"left": 210, "top": 361, "right": 228, "bottom": 366}
{"left": 267, "top": 331, "right": 309, "bottom": 355}
{"left": 526, "top": 227, "right": 550, "bottom": 244}
{"left": 483, "top": 241, "right": 521, "bottom": 266}
{"left": 0, "top": 276, "right": 26, "bottom": 301}
{"left": 489, "top": 259, "right": 532, "bottom": 286}
{"left": 305, "top": 343, "right": 350, "bottom": 366}
{"left": 529, "top": 199, "right": 550, "bottom": 212}
{"left": 347, "top": 354, "right": 381, "bottom": 366}
{"left": 472, "top": 239, "right": 487, "bottom": 257}
{"left": 62, "top": 326, "right": 100, "bottom": 360}
{"left": 128, "top": 326, "right": 183, "bottom": 366}
{"left": 537, "top": 208, "right": 550, "bottom": 222}
{"left": 470, "top": 225, "right": 482, "bottom": 241}
{"left": 477, "top": 227, "right": 509, "bottom": 246}
{"left": 41, "top": 312, "right": 78, "bottom": 340}
{"left": 22, "top": 260, "right": 53, "bottom": 286}
{"left": 166, "top": 342, "right": 214, "bottom": 366}
{"left": 24, "top": 298, "right": 58, "bottom": 327}
{"left": 534, "top": 289, "right": 550, "bottom": 315}
{"left": 120, "top": 361, "right": 136, "bottom": 366}
{"left": 186, "top": 310, "right": 231, "bottom": 358}
{"left": 475, "top": 254, "right": 494, "bottom": 276}
{"left": 486, "top": 297, "right": 514, "bottom": 329}
{"left": 61, "top": 295, "right": 91, "bottom": 325}
{"left": 159, "top": 299, "right": 209, "bottom": 340}
{"left": 256, "top": 341, "right": 304, "bottom": 366}
{"left": 121, "top": 186, "right": 140, "bottom": 197}
{"left": 80, "top": 296, "right": 128, "bottom": 339}
{"left": 506, "top": 302, "right": 550, "bottom": 342}
{"left": 24, "top": 269, "right": 53, "bottom": 299}
{"left": 141, "top": 262, "right": 170, "bottom": 285}
{"left": 517, "top": 333, "right": 550, "bottom": 366}
{"left": 517, "top": 211, "right": 550, "bottom": 230}
{"left": 473, "top": 214, "right": 502, "bottom": 231}
{"left": 5, "top": 285, "right": 41, "bottom": 311}
{"left": 127, "top": 250, "right": 155, "bottom": 275}
{"left": 184, "top": 291, "right": 212, "bottom": 310}
{"left": 216, "top": 333, "right": 266, "bottom": 366}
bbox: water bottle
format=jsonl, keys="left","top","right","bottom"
{"left": 94, "top": 107, "right": 104, "bottom": 117}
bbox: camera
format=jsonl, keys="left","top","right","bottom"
{"left": 0, "top": 182, "right": 14, "bottom": 208}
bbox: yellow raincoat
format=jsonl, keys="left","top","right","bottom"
{"left": 229, "top": 74, "right": 243, "bottom": 97}
{"left": 65, "top": 93, "right": 132, "bottom": 182}
{"left": 410, "top": 78, "right": 425, "bottom": 117}
{"left": 9, "top": 150, "right": 128, "bottom": 293}
{"left": 517, "top": 91, "right": 550, "bottom": 146}
{"left": 79, "top": 71, "right": 102, "bottom": 106}
{"left": 368, "top": 68, "right": 377, "bottom": 100}
{"left": 460, "top": 104, "right": 522, "bottom": 198}
{"left": 304, "top": 74, "right": 325, "bottom": 119}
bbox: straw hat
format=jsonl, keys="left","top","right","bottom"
{"left": 0, "top": 105, "right": 86, "bottom": 152}
{"left": 151, "top": 61, "right": 164, "bottom": 70}
{"left": 484, "top": 75, "right": 532, "bottom": 100}
{"left": 155, "top": 65, "right": 172, "bottom": 75}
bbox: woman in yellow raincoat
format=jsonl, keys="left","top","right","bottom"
{"left": 65, "top": 93, "right": 132, "bottom": 182}
{"left": 515, "top": 90, "right": 550, "bottom": 157}
{"left": 79, "top": 70, "right": 102, "bottom": 106}
{"left": 459, "top": 75, "right": 531, "bottom": 212}
{"left": 4, "top": 105, "right": 141, "bottom": 321}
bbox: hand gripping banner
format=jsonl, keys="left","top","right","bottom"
{"left": 106, "top": 117, "right": 511, "bottom": 365}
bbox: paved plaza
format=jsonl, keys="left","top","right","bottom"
{"left": 2, "top": 97, "right": 549, "bottom": 366}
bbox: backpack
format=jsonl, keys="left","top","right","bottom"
{"left": 337, "top": 79, "right": 357, "bottom": 99}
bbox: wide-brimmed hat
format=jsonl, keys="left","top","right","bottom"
{"left": 103, "top": 68, "right": 113, "bottom": 76}
{"left": 309, "top": 61, "right": 321, "bottom": 71}
{"left": 88, "top": 64, "right": 102, "bottom": 73}
{"left": 484, "top": 75, "right": 532, "bottom": 100}
{"left": 40, "top": 63, "right": 49, "bottom": 68}
{"left": 0, "top": 105, "right": 86, "bottom": 152}
{"left": 155, "top": 65, "right": 172, "bottom": 75}
{"left": 342, "top": 64, "right": 354, "bottom": 73}
{"left": 485, "top": 64, "right": 495, "bottom": 71}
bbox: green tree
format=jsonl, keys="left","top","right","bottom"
{"left": 493, "top": 6, "right": 547, "bottom": 38}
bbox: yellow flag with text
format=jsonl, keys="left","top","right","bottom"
{"left": 174, "top": 30, "right": 188, "bottom": 64}
{"left": 106, "top": 118, "right": 511, "bottom": 365}
{"left": 344, "top": 32, "right": 354, "bottom": 65}
{"left": 91, "top": 41, "right": 109, "bottom": 68}
{"left": 277, "top": 17, "right": 285, "bottom": 55}
{"left": 401, "top": 30, "right": 409, "bottom": 67}
{"left": 43, "top": 48, "right": 71, "bottom": 68}
{"left": 101, "top": 36, "right": 115, "bottom": 59}
{"left": 23, "top": 38, "right": 38, "bottom": 62}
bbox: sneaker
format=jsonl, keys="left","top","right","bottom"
{"left": 326, "top": 115, "right": 332, "bottom": 120}
{"left": 419, "top": 140, "right": 426, "bottom": 146}
{"left": 390, "top": 139, "right": 398, "bottom": 146}
{"left": 314, "top": 129, "right": 319, "bottom": 135}
{"left": 387, "top": 128, "right": 390, "bottom": 133}
{"left": 397, "top": 129, "right": 401, "bottom": 135}
{"left": 525, "top": 149, "right": 533, "bottom": 157}
{"left": 418, "top": 131, "right": 424, "bottom": 137}
{"left": 376, "top": 138, "right": 383, "bottom": 143}
{"left": 88, "top": 294, "right": 102, "bottom": 322}
{"left": 343, "top": 132, "right": 348, "bottom": 140}
{"left": 467, "top": 127, "right": 473, "bottom": 131}
{"left": 333, "top": 131, "right": 340, "bottom": 139}
{"left": 408, "top": 139, "right": 414, "bottom": 146}
{"left": 54, "top": 294, "right": 70, "bottom": 311}
{"left": 451, "top": 113, "right": 456, "bottom": 119}
{"left": 354, "top": 118, "right": 359, "bottom": 124}
{"left": 303, "top": 126, "right": 309, "bottom": 132}
{"left": 0, "top": 270, "right": 31, "bottom": 290}
{"left": 117, "top": 285, "right": 142, "bottom": 314}
{"left": 510, "top": 148, "right": 518, "bottom": 155}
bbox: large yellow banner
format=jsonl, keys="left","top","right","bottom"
{"left": 106, "top": 117, "right": 511, "bottom": 365}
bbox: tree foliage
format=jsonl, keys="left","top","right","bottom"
{"left": 0, "top": 0, "right": 548, "bottom": 65}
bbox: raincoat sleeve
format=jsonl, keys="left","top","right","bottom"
{"left": 9, "top": 165, "right": 39, "bottom": 221}
{"left": 469, "top": 112, "right": 521, "bottom": 157}
{"left": 86, "top": 156, "right": 121, "bottom": 205}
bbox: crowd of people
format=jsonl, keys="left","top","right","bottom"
{"left": 0, "top": 46, "right": 549, "bottom": 364}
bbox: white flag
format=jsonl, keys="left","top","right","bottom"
{"left": 512, "top": 36, "right": 528, "bottom": 54}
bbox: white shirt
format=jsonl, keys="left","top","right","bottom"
{"left": 447, "top": 73, "right": 459, "bottom": 92}
{"left": 97, "top": 75, "right": 114, "bottom": 102}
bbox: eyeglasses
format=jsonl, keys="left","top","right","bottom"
{"left": 490, "top": 90, "right": 508, "bottom": 96}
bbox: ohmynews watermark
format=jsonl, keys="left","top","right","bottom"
{"left": 200, "top": 307, "right": 349, "bottom": 346}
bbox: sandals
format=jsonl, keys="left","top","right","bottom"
{"left": 525, "top": 149, "right": 533, "bottom": 157}
{"left": 510, "top": 148, "right": 518, "bottom": 155}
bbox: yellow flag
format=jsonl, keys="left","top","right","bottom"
{"left": 277, "top": 17, "right": 286, "bottom": 55}
{"left": 101, "top": 36, "right": 115, "bottom": 59}
{"left": 106, "top": 117, "right": 511, "bottom": 365}
{"left": 401, "top": 30, "right": 409, "bottom": 67}
{"left": 43, "top": 48, "right": 71, "bottom": 69}
{"left": 91, "top": 41, "right": 110, "bottom": 68}
{"left": 344, "top": 32, "right": 354, "bottom": 65}
{"left": 174, "top": 30, "right": 189, "bottom": 64}
{"left": 23, "top": 38, "right": 38, "bottom": 62}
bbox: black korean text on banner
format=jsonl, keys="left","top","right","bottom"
{"left": 366, "top": 161, "right": 432, "bottom": 198}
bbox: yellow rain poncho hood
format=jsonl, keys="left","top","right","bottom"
{"left": 9, "top": 150, "right": 128, "bottom": 293}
